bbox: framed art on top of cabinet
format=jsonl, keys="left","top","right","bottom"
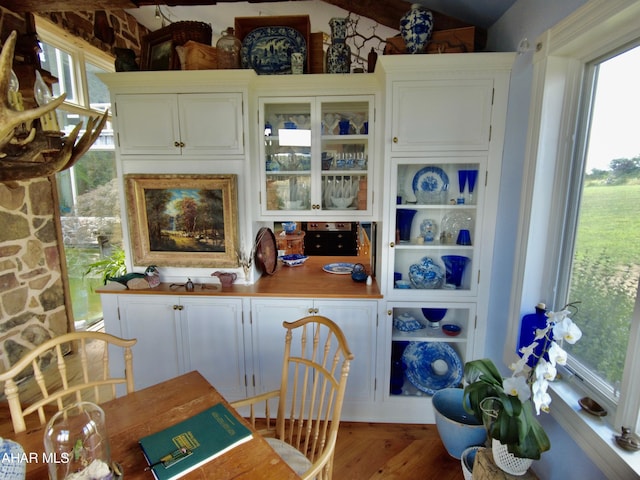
{"left": 125, "top": 174, "right": 239, "bottom": 267}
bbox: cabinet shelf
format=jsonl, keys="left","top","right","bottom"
{"left": 392, "top": 330, "right": 468, "bottom": 342}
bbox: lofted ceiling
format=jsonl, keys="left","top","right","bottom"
{"left": 0, "top": 0, "right": 518, "bottom": 32}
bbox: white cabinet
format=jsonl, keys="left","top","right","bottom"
{"left": 390, "top": 79, "right": 494, "bottom": 152}
{"left": 115, "top": 93, "right": 244, "bottom": 156}
{"left": 100, "top": 294, "right": 247, "bottom": 400}
{"left": 376, "top": 54, "right": 514, "bottom": 422}
{"left": 258, "top": 96, "right": 374, "bottom": 217}
{"left": 250, "top": 298, "right": 378, "bottom": 420}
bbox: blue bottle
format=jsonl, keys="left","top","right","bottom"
{"left": 517, "top": 303, "right": 548, "bottom": 367}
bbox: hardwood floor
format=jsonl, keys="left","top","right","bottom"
{"left": 335, "top": 422, "right": 463, "bottom": 479}
{"left": 1, "top": 336, "right": 464, "bottom": 480}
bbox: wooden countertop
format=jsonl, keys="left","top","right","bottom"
{"left": 97, "top": 256, "right": 382, "bottom": 299}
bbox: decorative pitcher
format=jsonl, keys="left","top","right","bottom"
{"left": 212, "top": 271, "right": 237, "bottom": 288}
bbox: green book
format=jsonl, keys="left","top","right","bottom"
{"left": 139, "top": 403, "right": 253, "bottom": 480}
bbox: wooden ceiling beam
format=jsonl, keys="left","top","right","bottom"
{"left": 0, "top": 1, "right": 140, "bottom": 12}
{"left": 319, "top": 0, "right": 473, "bottom": 31}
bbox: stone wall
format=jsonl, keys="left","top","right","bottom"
{"left": 0, "top": 179, "right": 68, "bottom": 375}
{"left": 0, "top": 7, "right": 146, "bottom": 374}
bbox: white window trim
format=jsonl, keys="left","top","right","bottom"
{"left": 507, "top": 1, "right": 640, "bottom": 478}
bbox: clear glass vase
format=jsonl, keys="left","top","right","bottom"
{"left": 43, "top": 402, "right": 119, "bottom": 480}
{"left": 216, "top": 27, "right": 241, "bottom": 69}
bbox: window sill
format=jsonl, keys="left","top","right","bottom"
{"left": 549, "top": 380, "right": 640, "bottom": 479}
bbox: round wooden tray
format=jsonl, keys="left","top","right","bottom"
{"left": 254, "top": 227, "right": 277, "bottom": 275}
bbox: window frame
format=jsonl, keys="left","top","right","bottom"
{"left": 507, "top": 1, "right": 640, "bottom": 478}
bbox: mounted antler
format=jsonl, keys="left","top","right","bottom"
{"left": 0, "top": 31, "right": 109, "bottom": 182}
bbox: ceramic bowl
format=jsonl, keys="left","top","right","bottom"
{"left": 442, "top": 324, "right": 462, "bottom": 336}
{"left": 393, "top": 313, "right": 424, "bottom": 332}
{"left": 281, "top": 254, "right": 308, "bottom": 267}
{"left": 284, "top": 200, "right": 303, "bottom": 210}
{"left": 331, "top": 196, "right": 354, "bottom": 208}
{"left": 395, "top": 280, "right": 411, "bottom": 289}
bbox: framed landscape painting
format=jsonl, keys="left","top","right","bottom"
{"left": 125, "top": 174, "right": 239, "bottom": 267}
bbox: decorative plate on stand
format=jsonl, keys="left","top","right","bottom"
{"left": 254, "top": 227, "right": 277, "bottom": 275}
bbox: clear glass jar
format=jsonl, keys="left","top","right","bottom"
{"left": 216, "top": 27, "right": 241, "bottom": 69}
{"left": 43, "top": 402, "right": 118, "bottom": 480}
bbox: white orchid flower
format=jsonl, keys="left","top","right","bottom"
{"left": 553, "top": 316, "right": 583, "bottom": 344}
{"left": 535, "top": 358, "right": 557, "bottom": 381}
{"left": 504, "top": 375, "right": 531, "bottom": 402}
{"left": 510, "top": 356, "right": 527, "bottom": 375}
{"left": 547, "top": 341, "right": 567, "bottom": 366}
{"left": 532, "top": 377, "right": 551, "bottom": 414}
{"left": 534, "top": 326, "right": 551, "bottom": 341}
{"left": 546, "top": 309, "right": 570, "bottom": 324}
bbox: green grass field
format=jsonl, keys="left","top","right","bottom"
{"left": 575, "top": 184, "right": 640, "bottom": 266}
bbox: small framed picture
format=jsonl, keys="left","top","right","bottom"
{"left": 141, "top": 28, "right": 175, "bottom": 71}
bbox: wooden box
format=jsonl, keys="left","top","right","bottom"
{"left": 384, "top": 26, "right": 486, "bottom": 55}
{"left": 234, "top": 15, "right": 311, "bottom": 73}
{"left": 176, "top": 41, "right": 217, "bottom": 70}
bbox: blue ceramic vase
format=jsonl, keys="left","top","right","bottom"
{"left": 441, "top": 255, "right": 470, "bottom": 288}
{"left": 396, "top": 208, "right": 417, "bottom": 242}
{"left": 400, "top": 4, "right": 434, "bottom": 54}
{"left": 326, "top": 18, "right": 351, "bottom": 73}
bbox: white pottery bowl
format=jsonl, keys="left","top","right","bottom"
{"left": 331, "top": 196, "right": 354, "bottom": 208}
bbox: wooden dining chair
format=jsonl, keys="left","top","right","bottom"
{"left": 231, "top": 315, "right": 354, "bottom": 480}
{"left": 0, "top": 331, "right": 136, "bottom": 433}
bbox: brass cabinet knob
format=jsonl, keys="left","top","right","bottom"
{"left": 389, "top": 242, "right": 395, "bottom": 248}
{"left": 387, "top": 310, "right": 392, "bottom": 315}
{"left": 393, "top": 137, "right": 398, "bottom": 143}
{"left": 174, "top": 141, "right": 180, "bottom": 147}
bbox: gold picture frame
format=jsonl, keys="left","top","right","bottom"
{"left": 125, "top": 174, "right": 239, "bottom": 268}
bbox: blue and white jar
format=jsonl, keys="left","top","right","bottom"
{"left": 0, "top": 437, "right": 26, "bottom": 480}
{"left": 326, "top": 18, "right": 351, "bottom": 73}
{"left": 400, "top": 4, "right": 434, "bottom": 54}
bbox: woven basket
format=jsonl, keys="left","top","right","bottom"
{"left": 171, "top": 21, "right": 212, "bottom": 47}
{"left": 491, "top": 439, "right": 533, "bottom": 476}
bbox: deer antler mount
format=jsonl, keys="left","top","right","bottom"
{"left": 0, "top": 31, "right": 109, "bottom": 182}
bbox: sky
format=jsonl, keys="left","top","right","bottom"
{"left": 586, "top": 44, "right": 640, "bottom": 172}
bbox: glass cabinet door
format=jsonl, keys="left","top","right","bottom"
{"left": 259, "top": 96, "right": 373, "bottom": 216}
{"left": 263, "top": 100, "right": 312, "bottom": 211}
{"left": 320, "top": 100, "right": 371, "bottom": 212}
{"left": 389, "top": 156, "right": 486, "bottom": 297}
{"left": 386, "top": 302, "right": 474, "bottom": 398}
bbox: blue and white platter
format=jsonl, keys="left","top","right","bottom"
{"left": 322, "top": 262, "right": 355, "bottom": 274}
{"left": 241, "top": 26, "right": 307, "bottom": 74}
{"left": 401, "top": 342, "right": 463, "bottom": 394}
{"left": 412, "top": 166, "right": 449, "bottom": 193}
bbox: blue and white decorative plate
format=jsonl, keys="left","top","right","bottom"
{"left": 401, "top": 342, "right": 463, "bottom": 394}
{"left": 322, "top": 262, "right": 355, "bottom": 274}
{"left": 412, "top": 166, "right": 449, "bottom": 193}
{"left": 241, "top": 26, "right": 307, "bottom": 74}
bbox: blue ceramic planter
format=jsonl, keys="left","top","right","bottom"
{"left": 432, "top": 388, "right": 486, "bottom": 459}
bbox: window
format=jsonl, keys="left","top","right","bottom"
{"left": 559, "top": 46, "right": 640, "bottom": 408}
{"left": 511, "top": 1, "right": 640, "bottom": 477}
{"left": 36, "top": 20, "right": 120, "bottom": 331}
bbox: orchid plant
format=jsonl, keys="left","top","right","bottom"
{"left": 463, "top": 305, "right": 583, "bottom": 459}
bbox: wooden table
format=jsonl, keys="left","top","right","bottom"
{"left": 10, "top": 371, "right": 301, "bottom": 480}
